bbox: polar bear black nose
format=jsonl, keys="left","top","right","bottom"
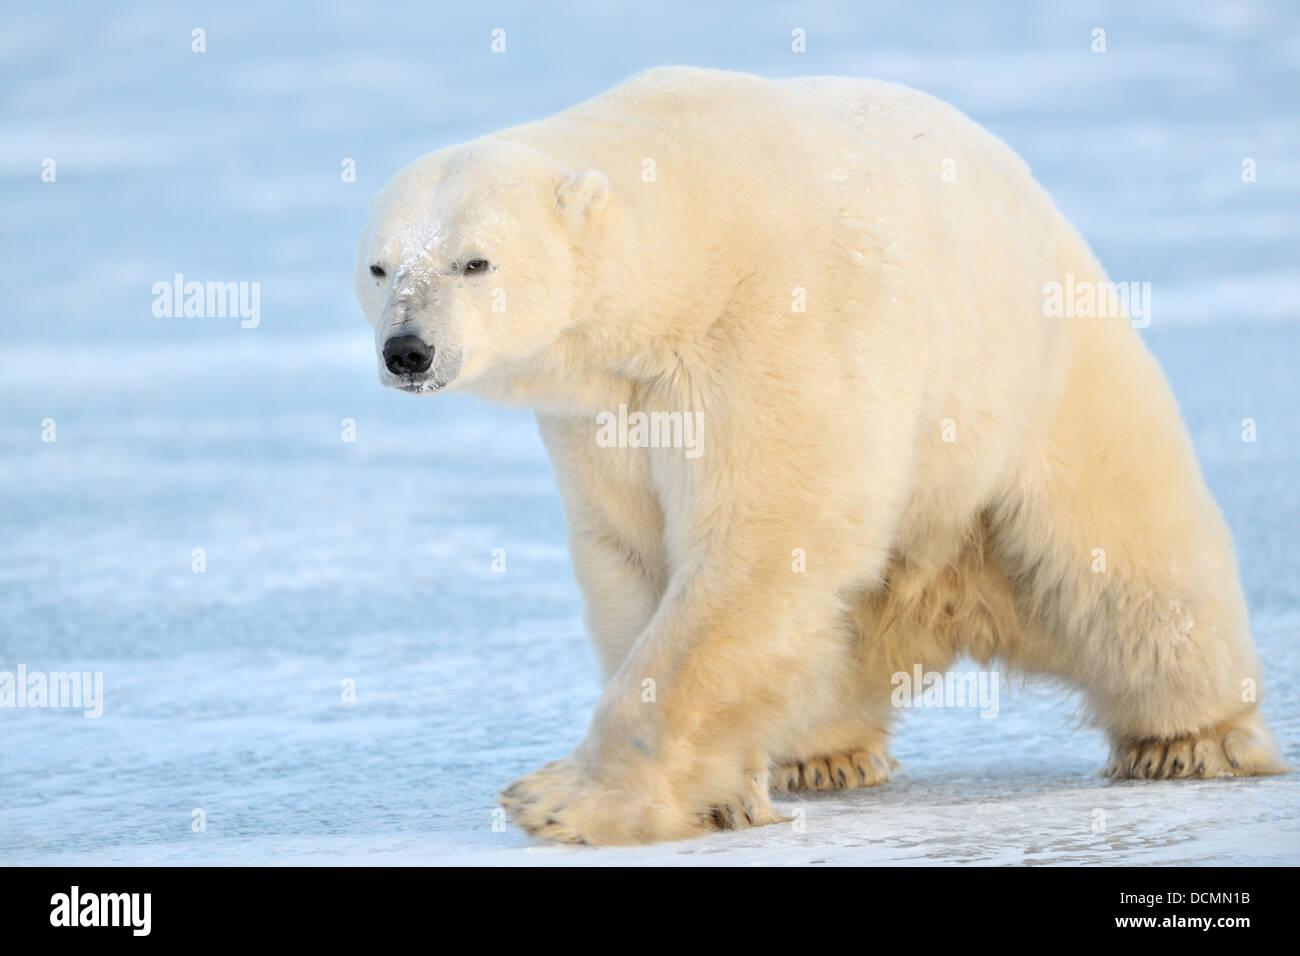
{"left": 383, "top": 335, "right": 434, "bottom": 374}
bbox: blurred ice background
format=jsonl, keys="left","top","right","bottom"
{"left": 1, "top": 1, "right": 1297, "bottom": 865}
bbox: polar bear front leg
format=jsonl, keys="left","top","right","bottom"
{"left": 498, "top": 569, "right": 851, "bottom": 843}
{"left": 500, "top": 483, "right": 899, "bottom": 845}
{"left": 537, "top": 413, "right": 668, "bottom": 679}
{"left": 509, "top": 361, "right": 913, "bottom": 843}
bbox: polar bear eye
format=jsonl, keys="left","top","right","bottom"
{"left": 463, "top": 259, "right": 490, "bottom": 275}
{"left": 369, "top": 264, "right": 386, "bottom": 278}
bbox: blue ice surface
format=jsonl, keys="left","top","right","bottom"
{"left": 1, "top": 1, "right": 1297, "bottom": 865}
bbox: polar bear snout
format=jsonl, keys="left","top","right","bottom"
{"left": 382, "top": 334, "right": 434, "bottom": 375}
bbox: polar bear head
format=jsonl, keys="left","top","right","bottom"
{"left": 355, "top": 140, "right": 610, "bottom": 395}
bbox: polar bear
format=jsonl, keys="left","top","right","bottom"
{"left": 355, "top": 67, "right": 1283, "bottom": 844}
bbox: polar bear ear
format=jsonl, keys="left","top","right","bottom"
{"left": 555, "top": 169, "right": 610, "bottom": 223}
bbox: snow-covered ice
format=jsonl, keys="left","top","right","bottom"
{"left": 1, "top": 1, "right": 1297, "bottom": 865}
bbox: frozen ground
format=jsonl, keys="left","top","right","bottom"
{"left": 1, "top": 1, "right": 1297, "bottom": 865}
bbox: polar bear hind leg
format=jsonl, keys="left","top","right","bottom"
{"left": 989, "top": 318, "right": 1285, "bottom": 779}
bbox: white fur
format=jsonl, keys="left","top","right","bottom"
{"left": 356, "top": 67, "right": 1283, "bottom": 844}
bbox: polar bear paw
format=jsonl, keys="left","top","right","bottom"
{"left": 1104, "top": 712, "right": 1287, "bottom": 780}
{"left": 700, "top": 768, "right": 786, "bottom": 830}
{"left": 500, "top": 759, "right": 646, "bottom": 845}
{"left": 500, "top": 757, "right": 780, "bottom": 845}
{"left": 771, "top": 748, "right": 899, "bottom": 792}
